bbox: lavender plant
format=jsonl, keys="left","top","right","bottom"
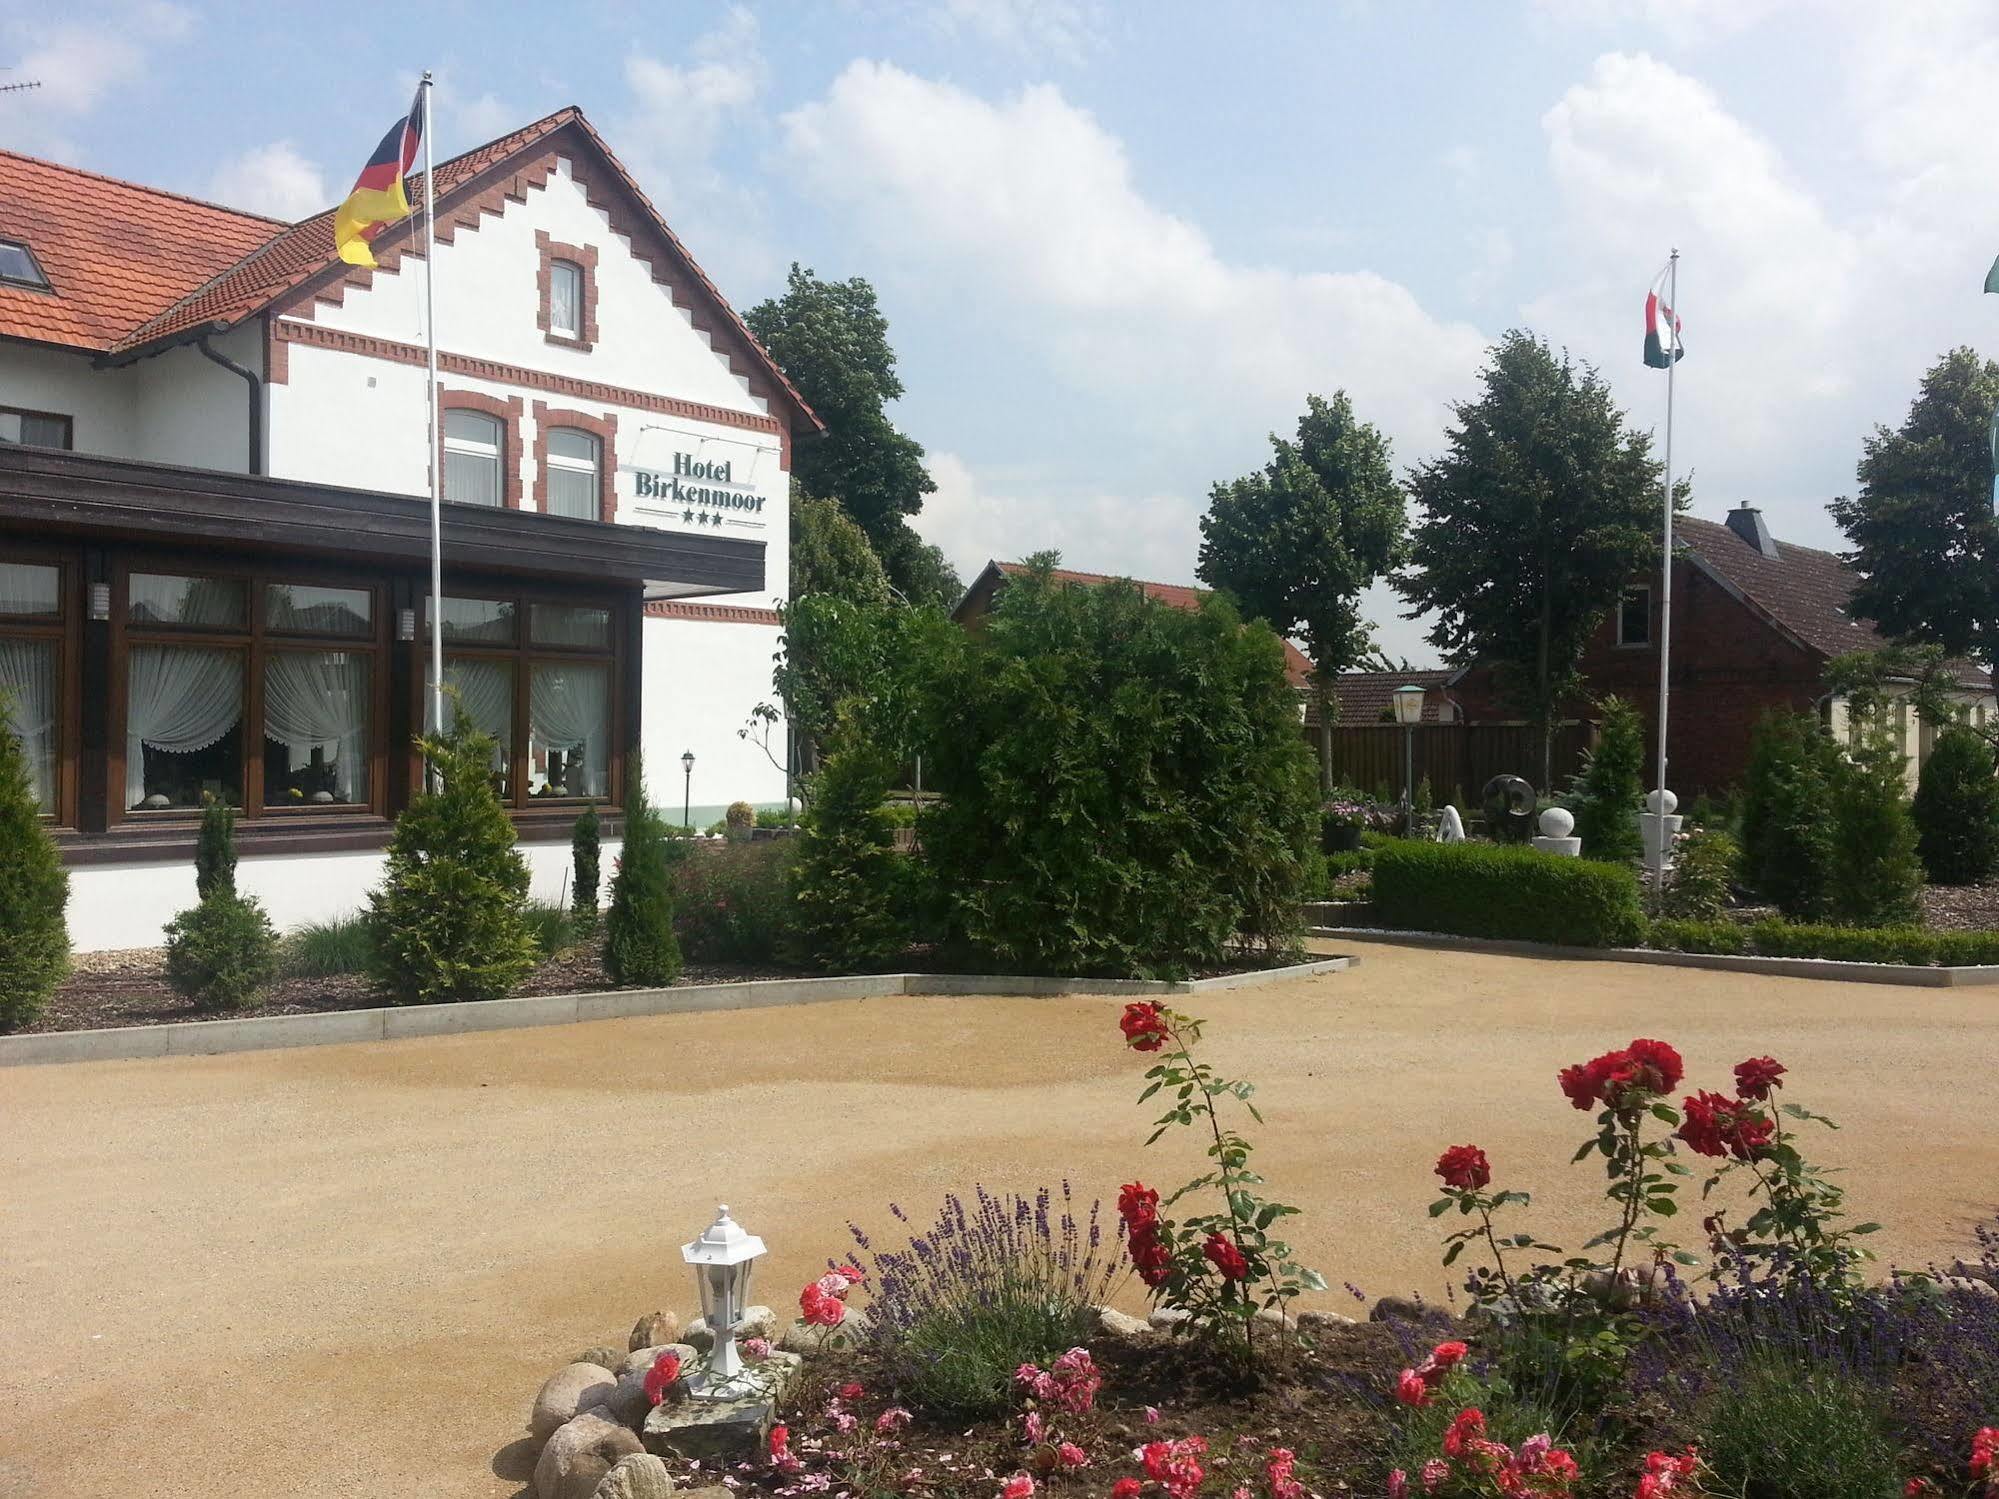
{"left": 846, "top": 1184, "right": 1126, "bottom": 1416}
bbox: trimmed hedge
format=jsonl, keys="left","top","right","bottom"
{"left": 1371, "top": 840, "right": 1646, "bottom": 948}
{"left": 1646, "top": 918, "right": 1999, "bottom": 967}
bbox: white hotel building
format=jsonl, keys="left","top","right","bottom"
{"left": 0, "top": 108, "right": 819, "bottom": 951}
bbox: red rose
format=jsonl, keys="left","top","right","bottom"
{"left": 1734, "top": 1056, "right": 1786, "bottom": 1100}
{"left": 1442, "top": 1409, "right": 1486, "bottom": 1459}
{"left": 1112, "top": 1482, "right": 1142, "bottom": 1499}
{"left": 1120, "top": 1002, "right": 1173, "bottom": 1051}
{"left": 1394, "top": 1369, "right": 1430, "bottom": 1406}
{"left": 1434, "top": 1144, "right": 1491, "bottom": 1192}
{"left": 1678, "top": 1091, "right": 1774, "bottom": 1161}
{"left": 1202, "top": 1232, "right": 1248, "bottom": 1280}
{"left": 1558, "top": 1061, "right": 1601, "bottom": 1110}
{"left": 643, "top": 1350, "right": 682, "bottom": 1406}
{"left": 800, "top": 1280, "right": 847, "bottom": 1327}
{"left": 1119, "top": 1182, "right": 1160, "bottom": 1229}
{"left": 1128, "top": 1222, "right": 1174, "bottom": 1287}
{"left": 1624, "top": 1038, "right": 1684, "bottom": 1094}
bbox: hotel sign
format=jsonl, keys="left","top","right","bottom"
{"left": 630, "top": 451, "right": 767, "bottom": 529}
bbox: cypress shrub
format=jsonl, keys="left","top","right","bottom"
{"left": 1659, "top": 827, "right": 1739, "bottom": 921}
{"left": 1372, "top": 840, "right": 1646, "bottom": 947}
{"left": 1911, "top": 724, "right": 1999, "bottom": 886}
{"left": 367, "top": 718, "right": 539, "bottom": 1004}
{"left": 1827, "top": 728, "right": 1924, "bottom": 927}
{"left": 793, "top": 739, "right": 905, "bottom": 972}
{"left": 194, "top": 797, "right": 238, "bottom": 899}
{"left": 571, "top": 805, "right": 601, "bottom": 929}
{"left": 1740, "top": 712, "right": 1838, "bottom": 919}
{"left": 164, "top": 892, "right": 278, "bottom": 1010}
{"left": 1569, "top": 696, "right": 1645, "bottom": 864}
{"left": 604, "top": 778, "right": 682, "bottom": 987}
{"left": 0, "top": 706, "right": 70, "bottom": 1031}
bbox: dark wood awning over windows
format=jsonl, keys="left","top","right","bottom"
{"left": 0, "top": 445, "right": 763, "bottom": 600}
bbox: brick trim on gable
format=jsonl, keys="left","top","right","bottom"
{"left": 534, "top": 230, "right": 600, "bottom": 352}
{"left": 438, "top": 388, "right": 525, "bottom": 510}
{"left": 532, "top": 402, "right": 618, "bottom": 522}
{"left": 644, "top": 601, "right": 783, "bottom": 626}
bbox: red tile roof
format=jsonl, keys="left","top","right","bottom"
{"left": 976, "top": 560, "right": 1316, "bottom": 687}
{"left": 1330, "top": 669, "right": 1458, "bottom": 724}
{"left": 0, "top": 110, "right": 818, "bottom": 434}
{"left": 0, "top": 149, "right": 282, "bottom": 353}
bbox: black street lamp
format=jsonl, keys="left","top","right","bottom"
{"left": 680, "top": 749, "right": 695, "bottom": 833}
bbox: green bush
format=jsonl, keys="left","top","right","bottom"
{"left": 280, "top": 914, "right": 374, "bottom": 978}
{"left": 1569, "top": 696, "right": 1645, "bottom": 864}
{"left": 0, "top": 706, "right": 70, "bottom": 1031}
{"left": 570, "top": 806, "right": 601, "bottom": 929}
{"left": 1828, "top": 727, "right": 1924, "bottom": 927}
{"left": 754, "top": 806, "right": 798, "bottom": 828}
{"left": 1647, "top": 917, "right": 1747, "bottom": 954}
{"left": 1659, "top": 827, "right": 1739, "bottom": 921}
{"left": 724, "top": 800, "right": 755, "bottom": 840}
{"left": 367, "top": 718, "right": 539, "bottom": 1004}
{"left": 673, "top": 839, "right": 803, "bottom": 964}
{"left": 1912, "top": 724, "right": 1999, "bottom": 885}
{"left": 794, "top": 737, "right": 906, "bottom": 972}
{"left": 194, "top": 797, "right": 237, "bottom": 899}
{"left": 164, "top": 892, "right": 279, "bottom": 1009}
{"left": 1372, "top": 840, "right": 1646, "bottom": 947}
{"left": 1746, "top": 920, "right": 1937, "bottom": 965}
{"left": 1741, "top": 712, "right": 1838, "bottom": 919}
{"left": 604, "top": 786, "right": 683, "bottom": 987}
{"left": 1697, "top": 1360, "right": 1903, "bottom": 1499}
{"left": 914, "top": 568, "right": 1316, "bottom": 978}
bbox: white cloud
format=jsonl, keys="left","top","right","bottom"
{"left": 206, "top": 142, "right": 328, "bottom": 220}
{"left": 926, "top": 0, "right": 1104, "bottom": 65}
{"left": 1529, "top": 0, "right": 1802, "bottom": 45}
{"left": 452, "top": 90, "right": 517, "bottom": 149}
{"left": 3, "top": 3, "right": 192, "bottom": 159}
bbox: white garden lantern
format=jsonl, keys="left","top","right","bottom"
{"left": 1391, "top": 684, "right": 1427, "bottom": 727}
{"left": 1392, "top": 685, "right": 1426, "bottom": 815}
{"left": 682, "top": 1204, "right": 766, "bottom": 1388}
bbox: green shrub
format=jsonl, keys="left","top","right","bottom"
{"left": 915, "top": 569, "right": 1316, "bottom": 978}
{"left": 794, "top": 737, "right": 906, "bottom": 971}
{"left": 1372, "top": 840, "right": 1645, "bottom": 947}
{"left": 1324, "top": 849, "right": 1375, "bottom": 880}
{"left": 194, "top": 797, "right": 237, "bottom": 899}
{"left": 1912, "top": 724, "right": 1999, "bottom": 885}
{"left": 1646, "top": 917, "right": 1747, "bottom": 954}
{"left": 1933, "top": 929, "right": 1999, "bottom": 965}
{"left": 570, "top": 806, "right": 601, "bottom": 929}
{"left": 280, "top": 914, "right": 374, "bottom": 978}
{"left": 673, "top": 839, "right": 803, "bottom": 964}
{"left": 724, "top": 799, "right": 755, "bottom": 840}
{"left": 1569, "top": 696, "right": 1645, "bottom": 863}
{"left": 1745, "top": 920, "right": 1940, "bottom": 965}
{"left": 164, "top": 892, "right": 278, "bottom": 1009}
{"left": 754, "top": 806, "right": 798, "bottom": 828}
{"left": 1828, "top": 727, "right": 1924, "bottom": 927}
{"left": 1697, "top": 1360, "right": 1903, "bottom": 1499}
{"left": 367, "top": 717, "right": 539, "bottom": 1004}
{"left": 1741, "top": 712, "right": 1838, "bottom": 919}
{"left": 0, "top": 706, "right": 70, "bottom": 1031}
{"left": 1659, "top": 826, "right": 1739, "bottom": 921}
{"left": 523, "top": 901, "right": 576, "bottom": 957}
{"left": 604, "top": 785, "right": 683, "bottom": 987}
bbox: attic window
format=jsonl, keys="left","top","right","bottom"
{"left": 0, "top": 240, "right": 50, "bottom": 290}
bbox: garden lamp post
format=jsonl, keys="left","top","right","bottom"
{"left": 1392, "top": 685, "right": 1426, "bottom": 821}
{"left": 680, "top": 749, "right": 695, "bottom": 834}
{"left": 682, "top": 1204, "right": 766, "bottom": 1391}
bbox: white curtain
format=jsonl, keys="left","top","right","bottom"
{"left": 265, "top": 651, "right": 369, "bottom": 803}
{"left": 530, "top": 662, "right": 608, "bottom": 796}
{"left": 126, "top": 646, "right": 242, "bottom": 808}
{"left": 426, "top": 658, "right": 513, "bottom": 778}
{"left": 0, "top": 638, "right": 55, "bottom": 811}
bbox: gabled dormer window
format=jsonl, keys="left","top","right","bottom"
{"left": 0, "top": 239, "right": 50, "bottom": 290}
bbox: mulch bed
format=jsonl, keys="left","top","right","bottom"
{"left": 24, "top": 935, "right": 794, "bottom": 1036}
{"left": 1918, "top": 881, "right": 1999, "bottom": 932}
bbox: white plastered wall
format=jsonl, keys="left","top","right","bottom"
{"left": 642, "top": 613, "right": 789, "bottom": 824}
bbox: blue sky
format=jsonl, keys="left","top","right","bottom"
{"left": 8, "top": 0, "right": 1999, "bottom": 663}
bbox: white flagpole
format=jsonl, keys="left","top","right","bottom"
{"left": 1653, "top": 249, "right": 1678, "bottom": 898}
{"left": 421, "top": 72, "right": 444, "bottom": 743}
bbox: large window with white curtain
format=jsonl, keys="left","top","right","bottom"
{"left": 443, "top": 410, "right": 504, "bottom": 507}
{"left": 543, "top": 428, "right": 600, "bottom": 520}
{"left": 425, "top": 592, "right": 616, "bottom": 805}
{"left": 0, "top": 556, "right": 67, "bottom": 817}
{"left": 121, "top": 566, "right": 381, "bottom": 818}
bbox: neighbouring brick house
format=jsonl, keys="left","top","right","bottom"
{"left": 1341, "top": 506, "right": 1994, "bottom": 797}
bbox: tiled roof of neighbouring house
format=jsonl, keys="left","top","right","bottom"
{"left": 969, "top": 560, "right": 1317, "bottom": 689}
{"left": 1329, "top": 669, "right": 1458, "bottom": 724}
{"left": 1678, "top": 514, "right": 1991, "bottom": 689}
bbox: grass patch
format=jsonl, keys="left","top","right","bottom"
{"left": 1696, "top": 1358, "right": 1903, "bottom": 1499}
{"left": 524, "top": 901, "right": 580, "bottom": 957}
{"left": 893, "top": 1298, "right": 1097, "bottom": 1418}
{"left": 279, "top": 914, "right": 374, "bottom": 978}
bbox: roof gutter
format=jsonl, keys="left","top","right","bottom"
{"left": 195, "top": 333, "right": 263, "bottom": 476}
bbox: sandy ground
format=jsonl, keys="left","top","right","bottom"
{"left": 3, "top": 940, "right": 1997, "bottom": 1498}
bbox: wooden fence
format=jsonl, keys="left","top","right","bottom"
{"left": 1312, "top": 720, "right": 1597, "bottom": 805}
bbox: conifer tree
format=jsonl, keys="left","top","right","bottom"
{"left": 571, "top": 805, "right": 601, "bottom": 930}
{"left": 194, "top": 797, "right": 238, "bottom": 899}
{"left": 0, "top": 705, "right": 70, "bottom": 1031}
{"left": 603, "top": 753, "right": 682, "bottom": 986}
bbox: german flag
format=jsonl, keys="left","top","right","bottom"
{"left": 333, "top": 89, "right": 424, "bottom": 268}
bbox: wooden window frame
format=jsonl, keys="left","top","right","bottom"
{"left": 532, "top": 403, "right": 619, "bottom": 522}
{"left": 0, "top": 542, "right": 82, "bottom": 827}
{"left": 110, "top": 555, "right": 391, "bottom": 826}
{"left": 0, "top": 404, "right": 75, "bottom": 450}
{"left": 418, "top": 582, "right": 626, "bottom": 811}
{"left": 1616, "top": 585, "right": 1651, "bottom": 648}
{"left": 437, "top": 389, "right": 526, "bottom": 510}
{"left": 535, "top": 231, "right": 599, "bottom": 352}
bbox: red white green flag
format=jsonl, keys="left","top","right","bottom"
{"left": 1643, "top": 262, "right": 1683, "bottom": 369}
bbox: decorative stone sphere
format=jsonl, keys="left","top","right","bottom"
{"left": 1644, "top": 788, "right": 1678, "bottom": 816}
{"left": 1538, "top": 806, "right": 1575, "bottom": 839}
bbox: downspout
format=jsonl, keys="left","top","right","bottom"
{"left": 196, "top": 333, "right": 264, "bottom": 476}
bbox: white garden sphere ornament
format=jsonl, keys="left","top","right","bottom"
{"left": 1645, "top": 788, "right": 1678, "bottom": 816}
{"left": 682, "top": 1205, "right": 766, "bottom": 1388}
{"left": 1538, "top": 806, "right": 1575, "bottom": 839}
